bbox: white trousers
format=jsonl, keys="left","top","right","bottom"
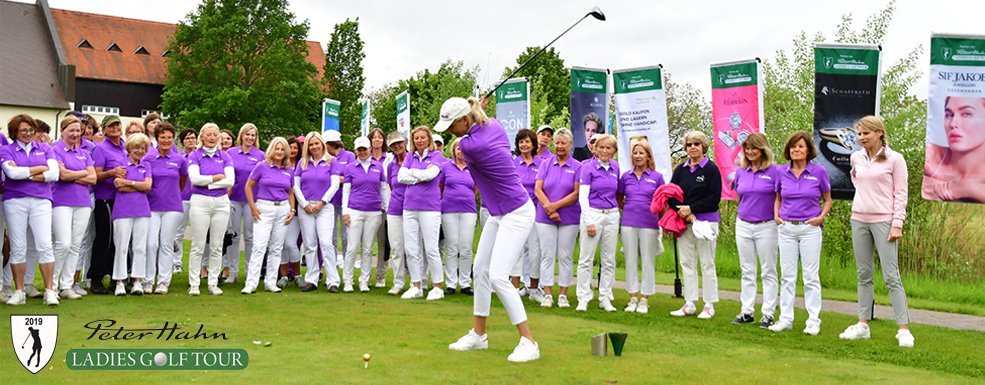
{"left": 679, "top": 222, "right": 719, "bottom": 304}
{"left": 227, "top": 200, "right": 253, "bottom": 274}
{"left": 442, "top": 212, "right": 477, "bottom": 289}
{"left": 78, "top": 194, "right": 96, "bottom": 275}
{"left": 778, "top": 222, "right": 823, "bottom": 325}
{"left": 736, "top": 219, "right": 779, "bottom": 317}
{"left": 53, "top": 206, "right": 92, "bottom": 290}
{"left": 387, "top": 214, "right": 407, "bottom": 289}
{"left": 403, "top": 210, "right": 442, "bottom": 285}
{"left": 5, "top": 197, "right": 54, "bottom": 265}
{"left": 516, "top": 223, "right": 541, "bottom": 281}
{"left": 246, "top": 200, "right": 290, "bottom": 288}
{"left": 622, "top": 226, "right": 662, "bottom": 296}
{"left": 112, "top": 217, "right": 149, "bottom": 280}
{"left": 474, "top": 201, "right": 534, "bottom": 325}
{"left": 299, "top": 206, "right": 338, "bottom": 286}
{"left": 188, "top": 194, "right": 231, "bottom": 288}
{"left": 535, "top": 223, "right": 578, "bottom": 288}
{"left": 174, "top": 201, "right": 191, "bottom": 270}
{"left": 280, "top": 216, "right": 302, "bottom": 264}
{"left": 576, "top": 210, "right": 620, "bottom": 303}
{"left": 333, "top": 204, "right": 348, "bottom": 257}
{"left": 148, "top": 211, "right": 184, "bottom": 286}
{"left": 343, "top": 209, "right": 382, "bottom": 286}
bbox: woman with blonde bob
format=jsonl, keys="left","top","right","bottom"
{"left": 294, "top": 132, "right": 341, "bottom": 292}
{"left": 397, "top": 126, "right": 445, "bottom": 300}
{"left": 186, "top": 123, "right": 235, "bottom": 296}
{"left": 51, "top": 116, "right": 97, "bottom": 300}
{"left": 575, "top": 134, "right": 621, "bottom": 312}
{"left": 111, "top": 133, "right": 154, "bottom": 296}
{"left": 241, "top": 137, "right": 295, "bottom": 294}
{"left": 618, "top": 138, "right": 665, "bottom": 314}
{"left": 225, "top": 123, "right": 263, "bottom": 283}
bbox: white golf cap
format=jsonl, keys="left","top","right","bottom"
{"left": 432, "top": 134, "right": 444, "bottom": 145}
{"left": 537, "top": 124, "right": 554, "bottom": 134}
{"left": 386, "top": 133, "right": 406, "bottom": 147}
{"left": 354, "top": 136, "right": 370, "bottom": 149}
{"left": 432, "top": 97, "right": 470, "bottom": 132}
{"left": 323, "top": 130, "right": 342, "bottom": 142}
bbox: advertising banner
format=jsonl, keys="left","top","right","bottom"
{"left": 321, "top": 98, "right": 340, "bottom": 133}
{"left": 613, "top": 65, "right": 672, "bottom": 181}
{"left": 711, "top": 59, "right": 764, "bottom": 200}
{"left": 396, "top": 90, "right": 410, "bottom": 140}
{"left": 570, "top": 67, "right": 609, "bottom": 161}
{"left": 495, "top": 78, "right": 530, "bottom": 151}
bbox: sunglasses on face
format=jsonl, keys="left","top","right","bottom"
{"left": 686, "top": 142, "right": 702, "bottom": 147}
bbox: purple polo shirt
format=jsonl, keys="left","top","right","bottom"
{"left": 402, "top": 150, "right": 443, "bottom": 212}
{"left": 143, "top": 147, "right": 188, "bottom": 212}
{"left": 735, "top": 165, "right": 780, "bottom": 223}
{"left": 537, "top": 150, "right": 555, "bottom": 165}
{"left": 776, "top": 163, "right": 831, "bottom": 222}
{"left": 295, "top": 157, "right": 338, "bottom": 203}
{"left": 181, "top": 151, "right": 194, "bottom": 201}
{"left": 228, "top": 146, "right": 264, "bottom": 202}
{"left": 92, "top": 138, "right": 128, "bottom": 200}
{"left": 344, "top": 159, "right": 385, "bottom": 212}
{"left": 330, "top": 149, "right": 356, "bottom": 206}
{"left": 441, "top": 162, "right": 476, "bottom": 214}
{"left": 459, "top": 119, "right": 530, "bottom": 217}
{"left": 387, "top": 160, "right": 408, "bottom": 216}
{"left": 81, "top": 138, "right": 97, "bottom": 154}
{"left": 249, "top": 162, "right": 294, "bottom": 202}
{"left": 52, "top": 140, "right": 94, "bottom": 207}
{"left": 111, "top": 160, "right": 152, "bottom": 219}
{"left": 0, "top": 142, "right": 55, "bottom": 201}
{"left": 0, "top": 133, "right": 9, "bottom": 147}
{"left": 188, "top": 149, "right": 233, "bottom": 197}
{"left": 513, "top": 155, "right": 541, "bottom": 199}
{"left": 580, "top": 158, "right": 620, "bottom": 210}
{"left": 618, "top": 169, "right": 664, "bottom": 229}
{"left": 535, "top": 154, "right": 582, "bottom": 225}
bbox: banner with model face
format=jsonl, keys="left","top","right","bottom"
{"left": 711, "top": 59, "right": 764, "bottom": 200}
{"left": 814, "top": 44, "right": 881, "bottom": 199}
{"left": 395, "top": 90, "right": 410, "bottom": 140}
{"left": 322, "top": 98, "right": 341, "bottom": 133}
{"left": 613, "top": 65, "right": 672, "bottom": 182}
{"left": 360, "top": 99, "right": 371, "bottom": 137}
{"left": 495, "top": 77, "right": 530, "bottom": 151}
{"left": 570, "top": 67, "right": 609, "bottom": 162}
{"left": 923, "top": 33, "right": 985, "bottom": 204}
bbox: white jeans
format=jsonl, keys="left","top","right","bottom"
{"left": 299, "top": 206, "right": 338, "bottom": 286}
{"left": 679, "top": 222, "right": 719, "bottom": 304}
{"left": 474, "top": 201, "right": 534, "bottom": 325}
{"left": 227, "top": 200, "right": 254, "bottom": 274}
{"left": 387, "top": 214, "right": 407, "bottom": 289}
{"left": 622, "top": 226, "right": 662, "bottom": 296}
{"left": 403, "top": 210, "right": 442, "bottom": 285}
{"left": 333, "top": 204, "right": 348, "bottom": 257}
{"left": 280, "top": 216, "right": 302, "bottom": 264}
{"left": 778, "top": 222, "right": 823, "bottom": 325}
{"left": 52, "top": 206, "right": 92, "bottom": 290}
{"left": 517, "top": 223, "right": 541, "bottom": 281}
{"left": 188, "top": 194, "right": 231, "bottom": 288}
{"left": 78, "top": 194, "right": 96, "bottom": 275}
{"left": 174, "top": 200, "right": 191, "bottom": 270}
{"left": 535, "top": 223, "right": 578, "bottom": 288}
{"left": 442, "top": 212, "right": 477, "bottom": 289}
{"left": 246, "top": 200, "right": 290, "bottom": 289}
{"left": 736, "top": 219, "right": 779, "bottom": 317}
{"left": 4, "top": 197, "right": 54, "bottom": 265}
{"left": 576, "top": 210, "right": 620, "bottom": 303}
{"left": 344, "top": 209, "right": 382, "bottom": 286}
{"left": 148, "top": 211, "right": 184, "bottom": 286}
{"left": 113, "top": 217, "right": 149, "bottom": 280}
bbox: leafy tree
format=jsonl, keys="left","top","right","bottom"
{"left": 664, "top": 72, "right": 712, "bottom": 161}
{"left": 502, "top": 47, "right": 569, "bottom": 125}
{"left": 162, "top": 0, "right": 321, "bottom": 143}
{"left": 325, "top": 18, "right": 366, "bottom": 144}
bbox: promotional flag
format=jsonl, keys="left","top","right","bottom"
{"left": 360, "top": 99, "right": 371, "bottom": 137}
{"left": 321, "top": 98, "right": 341, "bottom": 133}
{"left": 396, "top": 90, "right": 410, "bottom": 140}
{"left": 495, "top": 78, "right": 530, "bottom": 151}
{"left": 570, "top": 67, "right": 609, "bottom": 161}
{"left": 613, "top": 65, "right": 672, "bottom": 181}
{"left": 711, "top": 59, "right": 765, "bottom": 200}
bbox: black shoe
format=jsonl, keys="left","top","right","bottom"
{"left": 460, "top": 287, "right": 474, "bottom": 296}
{"left": 759, "top": 315, "right": 775, "bottom": 329}
{"left": 444, "top": 287, "right": 456, "bottom": 295}
{"left": 732, "top": 313, "right": 755, "bottom": 325}
{"left": 327, "top": 285, "right": 340, "bottom": 293}
{"left": 90, "top": 281, "right": 108, "bottom": 295}
{"left": 300, "top": 283, "right": 317, "bottom": 292}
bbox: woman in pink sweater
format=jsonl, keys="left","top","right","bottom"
{"left": 839, "top": 116, "right": 913, "bottom": 348}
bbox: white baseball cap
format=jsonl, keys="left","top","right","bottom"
{"left": 323, "top": 130, "right": 342, "bottom": 142}
{"left": 537, "top": 124, "right": 554, "bottom": 134}
{"left": 386, "top": 133, "right": 406, "bottom": 147}
{"left": 354, "top": 136, "right": 370, "bottom": 149}
{"left": 432, "top": 97, "right": 471, "bottom": 132}
{"left": 432, "top": 134, "right": 444, "bottom": 145}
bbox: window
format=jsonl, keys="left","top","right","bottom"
{"left": 134, "top": 46, "right": 149, "bottom": 55}
{"left": 77, "top": 39, "right": 93, "bottom": 49}
{"left": 82, "top": 105, "right": 120, "bottom": 115}
{"left": 107, "top": 43, "right": 122, "bottom": 52}
{"left": 141, "top": 110, "right": 171, "bottom": 119}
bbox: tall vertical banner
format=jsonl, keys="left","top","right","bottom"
{"left": 814, "top": 44, "right": 881, "bottom": 199}
{"left": 360, "top": 99, "right": 371, "bottom": 137}
{"left": 495, "top": 77, "right": 530, "bottom": 151}
{"left": 570, "top": 67, "right": 609, "bottom": 161}
{"left": 321, "top": 98, "right": 340, "bottom": 133}
{"left": 613, "top": 65, "right": 672, "bottom": 181}
{"left": 923, "top": 33, "right": 985, "bottom": 204}
{"left": 396, "top": 90, "right": 410, "bottom": 140}
{"left": 710, "top": 59, "right": 765, "bottom": 200}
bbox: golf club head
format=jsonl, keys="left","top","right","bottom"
{"left": 588, "top": 6, "right": 605, "bottom": 21}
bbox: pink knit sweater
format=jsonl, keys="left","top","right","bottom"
{"left": 850, "top": 147, "right": 908, "bottom": 228}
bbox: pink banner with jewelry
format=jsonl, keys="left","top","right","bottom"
{"left": 710, "top": 59, "right": 764, "bottom": 200}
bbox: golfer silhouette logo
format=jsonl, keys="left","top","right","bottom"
{"left": 10, "top": 315, "right": 58, "bottom": 374}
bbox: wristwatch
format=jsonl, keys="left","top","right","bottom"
{"left": 131, "top": 180, "right": 136, "bottom": 187}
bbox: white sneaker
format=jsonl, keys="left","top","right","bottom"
{"left": 839, "top": 323, "right": 870, "bottom": 340}
{"left": 224, "top": 275, "right": 237, "bottom": 284}
{"left": 529, "top": 288, "right": 545, "bottom": 304}
{"left": 507, "top": 336, "right": 540, "bottom": 363}
{"left": 636, "top": 299, "right": 650, "bottom": 314}
{"left": 131, "top": 283, "right": 144, "bottom": 296}
{"left": 343, "top": 283, "right": 354, "bottom": 293}
{"left": 388, "top": 286, "right": 403, "bottom": 295}
{"left": 670, "top": 302, "right": 697, "bottom": 317}
{"left": 276, "top": 277, "right": 289, "bottom": 289}
{"left": 557, "top": 294, "right": 570, "bottom": 308}
{"left": 697, "top": 305, "right": 715, "bottom": 320}
{"left": 143, "top": 282, "right": 154, "bottom": 293}
{"left": 115, "top": 283, "right": 127, "bottom": 296}
{"left": 6, "top": 290, "right": 26, "bottom": 305}
{"left": 43, "top": 289, "right": 60, "bottom": 306}
{"left": 575, "top": 301, "right": 588, "bottom": 312}
{"left": 264, "top": 284, "right": 282, "bottom": 293}
{"left": 540, "top": 295, "right": 554, "bottom": 308}
{"left": 154, "top": 283, "right": 169, "bottom": 295}
{"left": 624, "top": 298, "right": 639, "bottom": 313}
{"left": 208, "top": 285, "right": 223, "bottom": 295}
{"left": 803, "top": 320, "right": 821, "bottom": 336}
{"left": 768, "top": 321, "right": 793, "bottom": 332}
{"left": 24, "top": 284, "right": 42, "bottom": 298}
{"left": 173, "top": 265, "right": 183, "bottom": 274}
{"left": 448, "top": 329, "right": 489, "bottom": 351}
{"left": 896, "top": 329, "right": 915, "bottom": 348}
{"left": 188, "top": 286, "right": 200, "bottom": 296}
{"left": 375, "top": 278, "right": 387, "bottom": 288}
{"left": 517, "top": 287, "right": 528, "bottom": 297}
{"left": 359, "top": 282, "right": 370, "bottom": 293}
{"left": 426, "top": 287, "right": 445, "bottom": 301}
{"left": 60, "top": 289, "right": 81, "bottom": 300}
{"left": 241, "top": 285, "right": 255, "bottom": 294}
{"left": 72, "top": 283, "right": 88, "bottom": 296}
{"left": 599, "top": 298, "right": 617, "bottom": 312}
{"left": 400, "top": 286, "right": 423, "bottom": 299}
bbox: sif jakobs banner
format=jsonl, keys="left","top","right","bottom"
{"left": 922, "top": 33, "right": 985, "bottom": 204}
{"left": 495, "top": 77, "right": 530, "bottom": 151}
{"left": 570, "top": 67, "right": 609, "bottom": 162}
{"left": 710, "top": 59, "right": 764, "bottom": 200}
{"left": 613, "top": 65, "right": 672, "bottom": 182}
{"left": 813, "top": 43, "right": 881, "bottom": 199}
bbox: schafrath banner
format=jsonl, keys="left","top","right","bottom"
{"left": 495, "top": 77, "right": 530, "bottom": 151}
{"left": 613, "top": 65, "right": 672, "bottom": 181}
{"left": 570, "top": 67, "right": 609, "bottom": 161}
{"left": 814, "top": 43, "right": 881, "bottom": 199}
{"left": 711, "top": 59, "right": 764, "bottom": 200}
{"left": 922, "top": 33, "right": 985, "bottom": 204}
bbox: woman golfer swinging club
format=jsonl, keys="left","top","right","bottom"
{"left": 436, "top": 97, "right": 540, "bottom": 362}
{"left": 23, "top": 326, "right": 42, "bottom": 367}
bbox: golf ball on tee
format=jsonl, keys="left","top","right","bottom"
{"left": 363, "top": 353, "right": 371, "bottom": 361}
{"left": 154, "top": 352, "right": 167, "bottom": 366}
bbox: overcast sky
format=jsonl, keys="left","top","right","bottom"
{"left": 41, "top": 0, "right": 984, "bottom": 99}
